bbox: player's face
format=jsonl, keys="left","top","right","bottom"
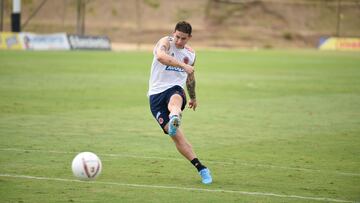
{"left": 173, "top": 30, "right": 191, "bottom": 49}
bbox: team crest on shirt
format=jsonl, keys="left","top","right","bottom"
{"left": 183, "top": 57, "right": 189, "bottom": 64}
{"left": 185, "top": 45, "right": 194, "bottom": 53}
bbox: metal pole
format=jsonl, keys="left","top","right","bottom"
{"left": 11, "top": 0, "right": 21, "bottom": 32}
{"left": 0, "top": 0, "right": 4, "bottom": 31}
{"left": 82, "top": 0, "right": 85, "bottom": 35}
{"left": 336, "top": 0, "right": 341, "bottom": 37}
{"left": 63, "top": 0, "right": 67, "bottom": 28}
{"left": 136, "top": 0, "right": 141, "bottom": 50}
{"left": 76, "top": 0, "right": 85, "bottom": 35}
{"left": 76, "top": 0, "right": 81, "bottom": 34}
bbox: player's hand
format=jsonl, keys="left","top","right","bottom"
{"left": 188, "top": 99, "right": 197, "bottom": 111}
{"left": 183, "top": 64, "right": 194, "bottom": 74}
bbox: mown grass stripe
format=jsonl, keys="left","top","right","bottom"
{"left": 1, "top": 148, "right": 358, "bottom": 177}
{"left": 0, "top": 174, "right": 354, "bottom": 203}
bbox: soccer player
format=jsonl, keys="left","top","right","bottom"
{"left": 148, "top": 21, "right": 212, "bottom": 184}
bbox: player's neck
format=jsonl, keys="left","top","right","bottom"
{"left": 175, "top": 44, "right": 185, "bottom": 49}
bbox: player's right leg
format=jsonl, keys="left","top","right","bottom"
{"left": 149, "top": 86, "right": 186, "bottom": 136}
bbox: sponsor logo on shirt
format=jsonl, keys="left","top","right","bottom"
{"left": 164, "top": 52, "right": 188, "bottom": 72}
{"left": 165, "top": 66, "right": 184, "bottom": 72}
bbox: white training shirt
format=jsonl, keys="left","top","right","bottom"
{"left": 148, "top": 36, "right": 196, "bottom": 96}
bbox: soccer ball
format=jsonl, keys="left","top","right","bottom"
{"left": 71, "top": 152, "right": 102, "bottom": 180}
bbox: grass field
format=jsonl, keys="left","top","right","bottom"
{"left": 0, "top": 49, "right": 359, "bottom": 202}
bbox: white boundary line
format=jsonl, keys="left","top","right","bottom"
{"left": 1, "top": 148, "right": 359, "bottom": 177}
{"left": 0, "top": 173, "right": 354, "bottom": 203}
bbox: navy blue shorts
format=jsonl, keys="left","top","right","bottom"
{"left": 149, "top": 85, "right": 187, "bottom": 133}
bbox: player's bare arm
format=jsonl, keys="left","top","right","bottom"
{"left": 187, "top": 72, "right": 197, "bottom": 111}
{"left": 155, "top": 37, "right": 194, "bottom": 74}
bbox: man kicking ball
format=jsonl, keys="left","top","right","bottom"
{"left": 148, "top": 21, "right": 212, "bottom": 184}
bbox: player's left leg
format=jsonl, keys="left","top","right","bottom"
{"left": 169, "top": 127, "right": 196, "bottom": 160}
{"left": 169, "top": 127, "right": 212, "bottom": 184}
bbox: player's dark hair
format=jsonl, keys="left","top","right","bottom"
{"left": 175, "top": 21, "right": 192, "bottom": 36}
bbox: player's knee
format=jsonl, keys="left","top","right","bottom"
{"left": 168, "top": 94, "right": 183, "bottom": 106}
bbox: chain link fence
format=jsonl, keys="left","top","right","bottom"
{"left": 1, "top": 0, "right": 359, "bottom": 48}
